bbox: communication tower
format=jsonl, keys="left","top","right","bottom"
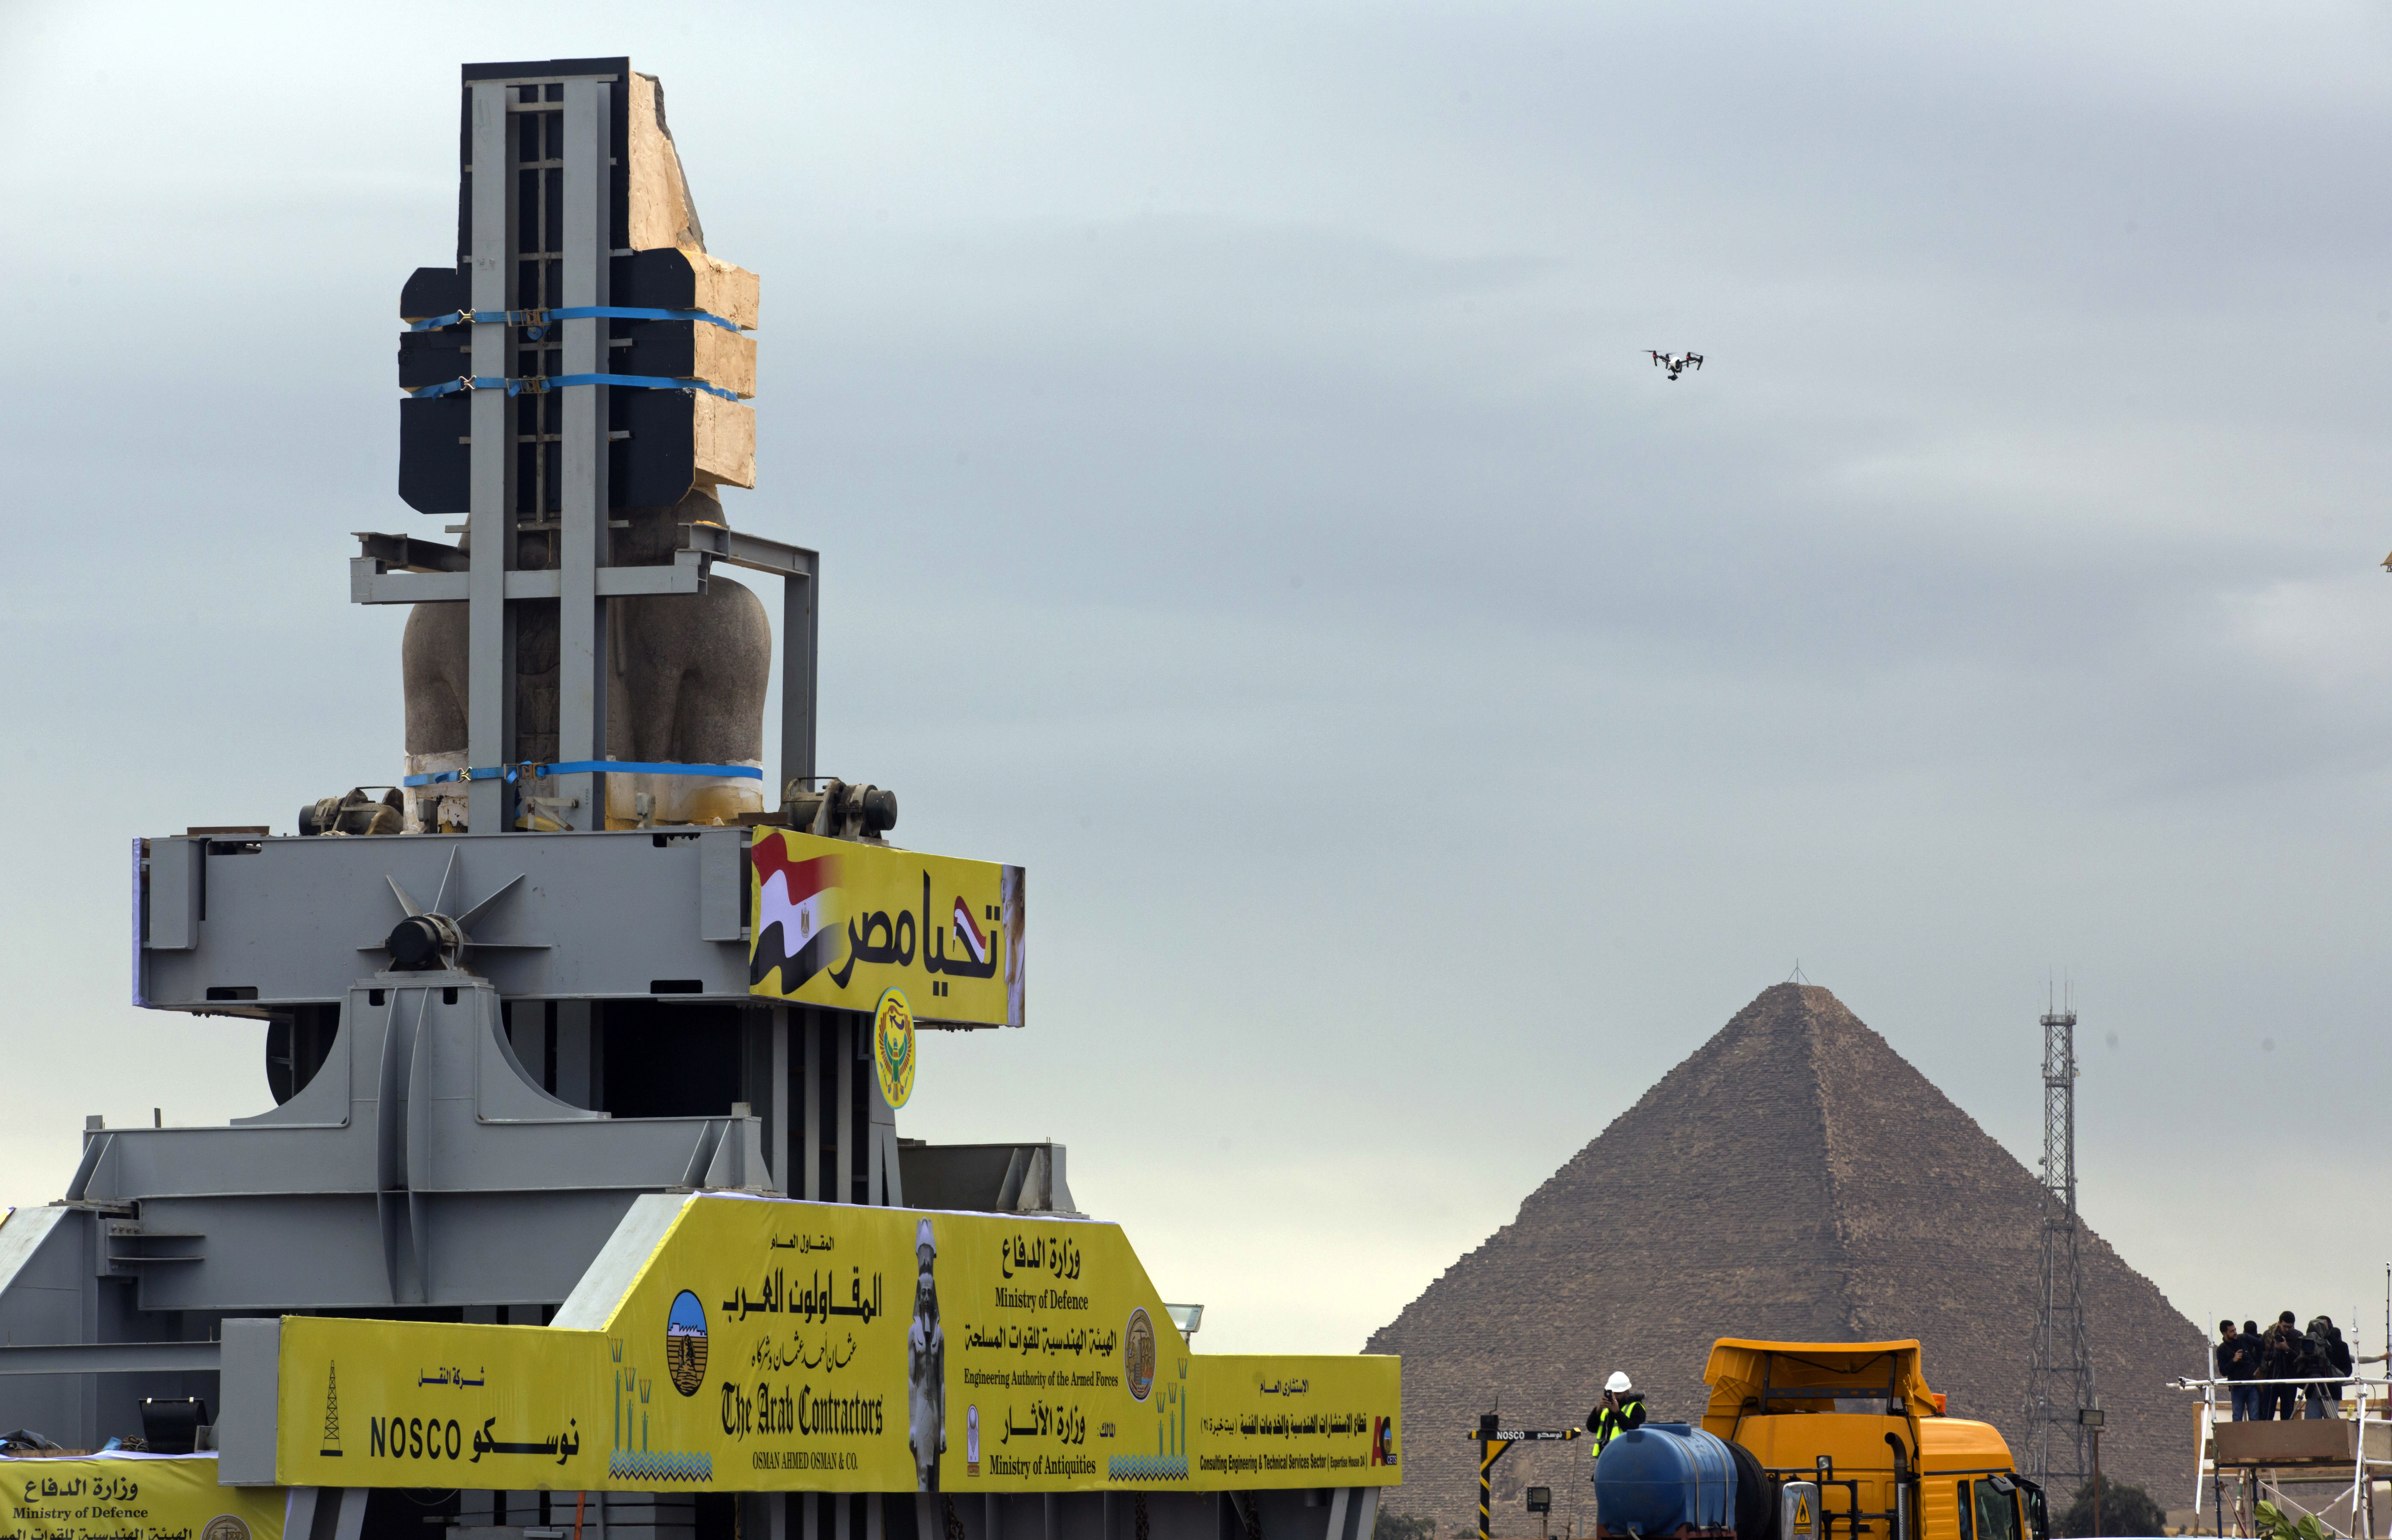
{"left": 2021, "top": 991, "right": 2098, "bottom": 1496}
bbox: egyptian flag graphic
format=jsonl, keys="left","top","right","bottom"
{"left": 951, "top": 896, "right": 990, "bottom": 967}
{"left": 752, "top": 836, "right": 842, "bottom": 992}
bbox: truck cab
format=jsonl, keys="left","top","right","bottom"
{"left": 1699, "top": 1340, "right": 2047, "bottom": 1540}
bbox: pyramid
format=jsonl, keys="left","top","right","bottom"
{"left": 1366, "top": 985, "right": 2201, "bottom": 1531}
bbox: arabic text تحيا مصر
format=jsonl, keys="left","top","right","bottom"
{"left": 825, "top": 873, "right": 1002, "bottom": 990}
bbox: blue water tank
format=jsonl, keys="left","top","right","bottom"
{"left": 1593, "top": 1424, "right": 1738, "bottom": 1537}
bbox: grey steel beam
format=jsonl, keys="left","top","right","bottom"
{"left": 352, "top": 554, "right": 709, "bottom": 606}
{"left": 678, "top": 522, "right": 815, "bottom": 578}
{"left": 0, "top": 1340, "right": 222, "bottom": 1374}
{"left": 355, "top": 533, "right": 468, "bottom": 572}
{"left": 351, "top": 560, "right": 464, "bottom": 603}
{"left": 136, "top": 830, "right": 757, "bottom": 1007}
{"left": 555, "top": 77, "right": 611, "bottom": 829}
{"left": 467, "top": 79, "right": 517, "bottom": 832}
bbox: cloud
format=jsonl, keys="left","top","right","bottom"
{"left": 6, "top": 0, "right": 2392, "bottom": 1357}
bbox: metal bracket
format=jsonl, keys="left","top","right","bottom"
{"left": 354, "top": 531, "right": 468, "bottom": 572}
{"left": 350, "top": 549, "right": 710, "bottom": 604}
{"left": 678, "top": 519, "right": 814, "bottom": 576}
{"left": 679, "top": 522, "right": 819, "bottom": 791}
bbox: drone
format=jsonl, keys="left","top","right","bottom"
{"left": 1648, "top": 350, "right": 1703, "bottom": 380}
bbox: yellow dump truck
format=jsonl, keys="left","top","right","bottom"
{"left": 1699, "top": 1340, "right": 2047, "bottom": 1540}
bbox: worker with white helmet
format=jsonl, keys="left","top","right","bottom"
{"left": 1587, "top": 1371, "right": 1647, "bottom": 1459}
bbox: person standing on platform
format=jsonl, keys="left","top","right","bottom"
{"left": 2258, "top": 1312, "right": 2305, "bottom": 1421}
{"left": 2219, "top": 1319, "right": 2260, "bottom": 1421}
{"left": 2302, "top": 1316, "right": 2353, "bottom": 1419}
{"left": 1588, "top": 1371, "right": 1648, "bottom": 1460}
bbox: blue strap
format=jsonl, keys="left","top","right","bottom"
{"left": 404, "top": 761, "right": 764, "bottom": 788}
{"left": 407, "top": 375, "right": 511, "bottom": 399}
{"left": 403, "top": 765, "right": 510, "bottom": 786}
{"left": 406, "top": 372, "right": 743, "bottom": 402}
{"left": 407, "top": 305, "right": 744, "bottom": 335}
{"left": 556, "top": 371, "right": 744, "bottom": 401}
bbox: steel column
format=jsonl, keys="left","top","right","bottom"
{"left": 555, "top": 77, "right": 612, "bottom": 828}
{"left": 836, "top": 1014, "right": 854, "bottom": 1203}
{"left": 803, "top": 1010, "right": 822, "bottom": 1203}
{"left": 466, "top": 80, "right": 518, "bottom": 832}
{"left": 556, "top": 999, "right": 595, "bottom": 1107}
{"left": 771, "top": 1006, "right": 791, "bottom": 1194}
{"left": 781, "top": 555, "right": 817, "bottom": 795}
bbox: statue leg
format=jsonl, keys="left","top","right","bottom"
{"left": 401, "top": 602, "right": 469, "bottom": 831}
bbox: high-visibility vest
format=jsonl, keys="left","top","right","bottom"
{"left": 1590, "top": 1400, "right": 1645, "bottom": 1454}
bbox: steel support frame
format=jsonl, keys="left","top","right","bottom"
{"left": 351, "top": 555, "right": 708, "bottom": 604}
{"left": 0, "top": 1340, "right": 223, "bottom": 1375}
{"left": 780, "top": 548, "right": 818, "bottom": 794}
{"left": 467, "top": 79, "right": 518, "bottom": 833}
{"left": 554, "top": 76, "right": 611, "bottom": 829}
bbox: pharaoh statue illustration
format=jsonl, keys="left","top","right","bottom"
{"left": 906, "top": 1218, "right": 946, "bottom": 1491}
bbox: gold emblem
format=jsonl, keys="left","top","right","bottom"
{"left": 1124, "top": 1309, "right": 1157, "bottom": 1403}
{"left": 873, "top": 987, "right": 916, "bottom": 1108}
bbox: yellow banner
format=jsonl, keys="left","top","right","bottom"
{"left": 274, "top": 1196, "right": 1398, "bottom": 1494}
{"left": 748, "top": 831, "right": 1023, "bottom": 1028}
{"left": 2, "top": 1455, "right": 284, "bottom": 1540}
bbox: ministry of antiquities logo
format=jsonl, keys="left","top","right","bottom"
{"left": 666, "top": 1290, "right": 709, "bottom": 1396}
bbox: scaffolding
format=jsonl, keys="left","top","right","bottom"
{"left": 2022, "top": 996, "right": 2098, "bottom": 1494}
{"left": 2181, "top": 1374, "right": 2392, "bottom": 1539}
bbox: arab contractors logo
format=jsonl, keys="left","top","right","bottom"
{"left": 666, "top": 1290, "right": 709, "bottom": 1396}
{"left": 873, "top": 987, "right": 916, "bottom": 1108}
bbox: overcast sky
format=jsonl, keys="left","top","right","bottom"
{"left": 5, "top": 1, "right": 2392, "bottom": 1365}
